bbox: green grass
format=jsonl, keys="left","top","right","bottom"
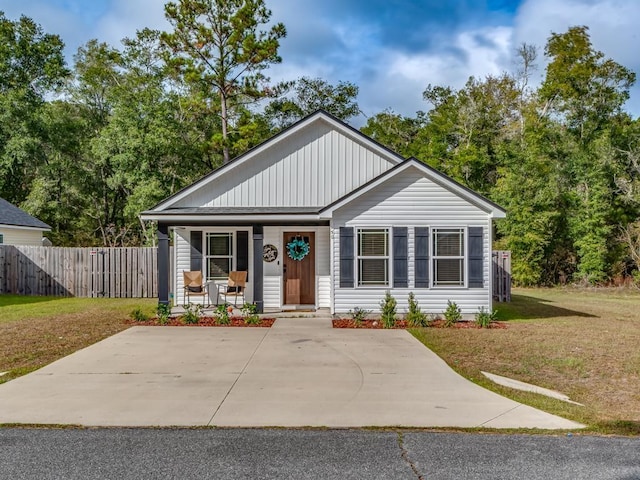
{"left": 0, "top": 295, "right": 155, "bottom": 323}
{"left": 410, "top": 287, "right": 640, "bottom": 435}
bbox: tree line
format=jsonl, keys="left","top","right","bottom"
{"left": 0, "top": 0, "right": 639, "bottom": 286}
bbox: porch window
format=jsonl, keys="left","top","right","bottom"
{"left": 357, "top": 228, "right": 389, "bottom": 286}
{"left": 205, "top": 232, "right": 233, "bottom": 280}
{"left": 432, "top": 228, "right": 465, "bottom": 286}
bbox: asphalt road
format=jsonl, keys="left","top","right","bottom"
{"left": 0, "top": 428, "right": 638, "bottom": 480}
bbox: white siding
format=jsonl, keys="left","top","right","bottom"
{"left": 175, "top": 122, "right": 396, "bottom": 208}
{"left": 332, "top": 166, "right": 492, "bottom": 315}
{"left": 263, "top": 226, "right": 331, "bottom": 309}
{"left": 0, "top": 227, "right": 44, "bottom": 246}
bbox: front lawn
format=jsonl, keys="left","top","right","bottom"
{"left": 0, "top": 295, "right": 155, "bottom": 383}
{"left": 410, "top": 287, "right": 640, "bottom": 434}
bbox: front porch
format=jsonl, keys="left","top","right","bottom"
{"left": 157, "top": 223, "right": 332, "bottom": 314}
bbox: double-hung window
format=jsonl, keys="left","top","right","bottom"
{"left": 205, "top": 233, "right": 233, "bottom": 280}
{"left": 357, "top": 228, "right": 389, "bottom": 286}
{"left": 433, "top": 228, "right": 465, "bottom": 287}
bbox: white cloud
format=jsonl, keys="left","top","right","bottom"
{"left": 354, "top": 26, "right": 514, "bottom": 121}
{"left": 96, "top": 0, "right": 168, "bottom": 46}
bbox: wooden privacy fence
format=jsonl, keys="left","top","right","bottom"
{"left": 0, "top": 246, "right": 162, "bottom": 298}
{"left": 492, "top": 250, "right": 512, "bottom": 302}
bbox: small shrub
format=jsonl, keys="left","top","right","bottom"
{"left": 380, "top": 291, "right": 397, "bottom": 329}
{"left": 181, "top": 303, "right": 202, "bottom": 325}
{"left": 156, "top": 303, "right": 171, "bottom": 325}
{"left": 241, "top": 302, "right": 260, "bottom": 325}
{"left": 443, "top": 300, "right": 462, "bottom": 327}
{"left": 130, "top": 307, "right": 150, "bottom": 322}
{"left": 406, "top": 292, "right": 429, "bottom": 327}
{"left": 348, "top": 307, "right": 372, "bottom": 326}
{"left": 475, "top": 307, "right": 497, "bottom": 328}
{"left": 214, "top": 303, "right": 231, "bottom": 325}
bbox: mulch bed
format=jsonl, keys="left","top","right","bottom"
{"left": 332, "top": 319, "right": 506, "bottom": 329}
{"left": 130, "top": 317, "right": 276, "bottom": 327}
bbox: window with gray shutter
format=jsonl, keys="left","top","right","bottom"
{"left": 357, "top": 228, "right": 389, "bottom": 286}
{"left": 432, "top": 228, "right": 465, "bottom": 287}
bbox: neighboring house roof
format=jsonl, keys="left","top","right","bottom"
{"left": 141, "top": 110, "right": 506, "bottom": 221}
{"left": 0, "top": 197, "right": 51, "bottom": 230}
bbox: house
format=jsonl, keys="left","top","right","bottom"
{"left": 0, "top": 197, "right": 51, "bottom": 246}
{"left": 141, "top": 111, "right": 506, "bottom": 315}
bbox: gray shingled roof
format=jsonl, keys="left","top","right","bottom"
{"left": 0, "top": 197, "right": 51, "bottom": 229}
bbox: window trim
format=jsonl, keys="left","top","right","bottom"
{"left": 431, "top": 227, "right": 467, "bottom": 288}
{"left": 356, "top": 227, "right": 391, "bottom": 288}
{"left": 204, "top": 232, "right": 234, "bottom": 281}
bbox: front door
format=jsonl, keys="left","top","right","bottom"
{"left": 283, "top": 231, "right": 315, "bottom": 305}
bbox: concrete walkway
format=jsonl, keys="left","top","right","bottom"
{"left": 0, "top": 318, "right": 583, "bottom": 429}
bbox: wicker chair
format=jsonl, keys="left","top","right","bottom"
{"left": 183, "top": 270, "right": 210, "bottom": 306}
{"left": 216, "top": 271, "right": 247, "bottom": 307}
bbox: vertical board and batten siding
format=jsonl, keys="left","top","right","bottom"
{"left": 0, "top": 227, "right": 44, "bottom": 246}
{"left": 173, "top": 227, "right": 254, "bottom": 306}
{"left": 331, "top": 166, "right": 492, "bottom": 315}
{"left": 0, "top": 246, "right": 160, "bottom": 297}
{"left": 262, "top": 226, "right": 331, "bottom": 308}
{"left": 173, "top": 122, "right": 396, "bottom": 209}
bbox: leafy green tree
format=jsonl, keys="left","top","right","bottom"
{"left": 360, "top": 109, "right": 424, "bottom": 157}
{"left": 0, "top": 12, "right": 68, "bottom": 203}
{"left": 265, "top": 77, "right": 360, "bottom": 129}
{"left": 161, "top": 0, "right": 286, "bottom": 164}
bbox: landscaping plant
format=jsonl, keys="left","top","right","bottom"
{"left": 475, "top": 306, "right": 497, "bottom": 328}
{"left": 348, "top": 307, "right": 372, "bottom": 327}
{"left": 443, "top": 300, "right": 462, "bottom": 327}
{"left": 241, "top": 302, "right": 260, "bottom": 325}
{"left": 156, "top": 303, "right": 171, "bottom": 325}
{"left": 181, "top": 303, "right": 202, "bottom": 325}
{"left": 406, "top": 292, "right": 429, "bottom": 327}
{"left": 129, "top": 307, "right": 150, "bottom": 322}
{"left": 380, "top": 291, "right": 397, "bottom": 328}
{"left": 214, "top": 303, "right": 231, "bottom": 325}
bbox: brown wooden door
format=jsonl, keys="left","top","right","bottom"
{"left": 283, "top": 232, "right": 315, "bottom": 305}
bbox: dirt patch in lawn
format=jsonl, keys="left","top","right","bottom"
{"left": 332, "top": 319, "right": 506, "bottom": 329}
{"left": 130, "top": 317, "right": 275, "bottom": 327}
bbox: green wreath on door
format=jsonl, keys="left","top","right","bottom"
{"left": 286, "top": 237, "right": 310, "bottom": 261}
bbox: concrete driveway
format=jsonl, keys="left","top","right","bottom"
{"left": 0, "top": 318, "right": 583, "bottom": 429}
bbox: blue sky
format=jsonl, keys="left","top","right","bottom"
{"left": 1, "top": 0, "right": 639, "bottom": 125}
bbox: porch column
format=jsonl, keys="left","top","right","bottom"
{"left": 157, "top": 223, "right": 170, "bottom": 306}
{"left": 252, "top": 225, "right": 264, "bottom": 313}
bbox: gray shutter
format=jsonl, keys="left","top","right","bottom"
{"left": 468, "top": 227, "right": 484, "bottom": 288}
{"left": 190, "top": 231, "right": 203, "bottom": 272}
{"left": 339, "top": 227, "right": 354, "bottom": 288}
{"left": 393, "top": 227, "right": 408, "bottom": 288}
{"left": 236, "top": 231, "right": 249, "bottom": 273}
{"left": 415, "top": 227, "right": 429, "bottom": 288}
